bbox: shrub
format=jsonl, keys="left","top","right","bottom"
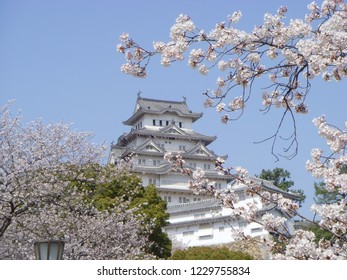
{"left": 170, "top": 246, "right": 253, "bottom": 260}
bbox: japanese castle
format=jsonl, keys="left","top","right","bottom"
{"left": 109, "top": 94, "right": 297, "bottom": 247}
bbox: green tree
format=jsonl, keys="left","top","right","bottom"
{"left": 170, "top": 246, "right": 253, "bottom": 260}
{"left": 132, "top": 184, "right": 172, "bottom": 258}
{"left": 314, "top": 181, "right": 343, "bottom": 205}
{"left": 257, "top": 168, "right": 306, "bottom": 204}
{"left": 310, "top": 170, "right": 347, "bottom": 243}
{"left": 313, "top": 164, "right": 346, "bottom": 205}
{"left": 301, "top": 223, "right": 333, "bottom": 244}
{"left": 70, "top": 164, "right": 172, "bottom": 259}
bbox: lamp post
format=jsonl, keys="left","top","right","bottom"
{"left": 34, "top": 240, "right": 65, "bottom": 260}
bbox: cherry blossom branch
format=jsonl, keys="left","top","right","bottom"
{"left": 118, "top": 1, "right": 346, "bottom": 159}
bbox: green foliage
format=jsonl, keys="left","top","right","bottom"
{"left": 258, "top": 167, "right": 306, "bottom": 204}
{"left": 311, "top": 179, "right": 343, "bottom": 243}
{"left": 314, "top": 181, "right": 343, "bottom": 205}
{"left": 69, "top": 164, "right": 172, "bottom": 259}
{"left": 314, "top": 165, "right": 346, "bottom": 205}
{"left": 301, "top": 223, "right": 333, "bottom": 244}
{"left": 170, "top": 246, "right": 253, "bottom": 260}
{"left": 258, "top": 168, "right": 294, "bottom": 191}
{"left": 132, "top": 184, "right": 172, "bottom": 259}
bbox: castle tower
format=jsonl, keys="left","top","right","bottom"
{"left": 109, "top": 95, "right": 233, "bottom": 205}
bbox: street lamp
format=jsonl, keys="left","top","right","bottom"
{"left": 34, "top": 240, "right": 65, "bottom": 260}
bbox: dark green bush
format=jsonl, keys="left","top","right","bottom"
{"left": 170, "top": 246, "right": 253, "bottom": 260}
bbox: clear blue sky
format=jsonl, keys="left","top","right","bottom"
{"left": 1, "top": 0, "right": 346, "bottom": 218}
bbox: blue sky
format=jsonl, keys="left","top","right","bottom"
{"left": 1, "top": 0, "right": 346, "bottom": 218}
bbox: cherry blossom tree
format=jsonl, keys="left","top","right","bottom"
{"left": 0, "top": 102, "right": 152, "bottom": 259}
{"left": 118, "top": 0, "right": 347, "bottom": 259}
{"left": 118, "top": 0, "right": 346, "bottom": 159}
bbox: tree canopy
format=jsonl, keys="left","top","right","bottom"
{"left": 0, "top": 103, "right": 152, "bottom": 259}
{"left": 258, "top": 167, "right": 306, "bottom": 203}
{"left": 69, "top": 164, "right": 172, "bottom": 259}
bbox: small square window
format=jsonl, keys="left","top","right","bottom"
{"left": 149, "top": 178, "right": 157, "bottom": 185}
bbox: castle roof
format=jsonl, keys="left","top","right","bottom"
{"left": 115, "top": 125, "right": 217, "bottom": 146}
{"left": 123, "top": 96, "right": 203, "bottom": 125}
{"left": 165, "top": 215, "right": 229, "bottom": 229}
{"left": 167, "top": 198, "right": 221, "bottom": 215}
{"left": 230, "top": 176, "right": 302, "bottom": 201}
{"left": 128, "top": 163, "right": 234, "bottom": 181}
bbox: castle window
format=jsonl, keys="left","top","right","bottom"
{"left": 159, "top": 120, "right": 163, "bottom": 126}
{"left": 163, "top": 196, "right": 171, "bottom": 203}
{"left": 135, "top": 122, "right": 143, "bottom": 129}
{"left": 166, "top": 120, "right": 169, "bottom": 126}
{"left": 149, "top": 178, "right": 157, "bottom": 186}
{"left": 199, "top": 235, "right": 213, "bottom": 240}
{"left": 183, "top": 231, "right": 194, "bottom": 237}
{"left": 179, "top": 145, "right": 186, "bottom": 151}
{"left": 203, "top": 163, "right": 211, "bottom": 170}
{"left": 238, "top": 221, "right": 247, "bottom": 228}
{"left": 251, "top": 227, "right": 263, "bottom": 234}
{"left": 153, "top": 119, "right": 156, "bottom": 126}
{"left": 194, "top": 213, "right": 205, "bottom": 220}
{"left": 179, "top": 122, "right": 182, "bottom": 128}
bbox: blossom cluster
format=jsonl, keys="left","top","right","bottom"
{"left": 261, "top": 213, "right": 288, "bottom": 232}
{"left": 311, "top": 202, "right": 347, "bottom": 236}
{"left": 306, "top": 115, "right": 347, "bottom": 194}
{"left": 260, "top": 191, "right": 300, "bottom": 213}
{"left": 118, "top": 0, "right": 346, "bottom": 117}
{"left": 273, "top": 115, "right": 347, "bottom": 259}
{"left": 164, "top": 152, "right": 212, "bottom": 195}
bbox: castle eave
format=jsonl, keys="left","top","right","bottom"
{"left": 123, "top": 128, "right": 217, "bottom": 145}
{"left": 123, "top": 109, "right": 203, "bottom": 126}
{"left": 167, "top": 199, "right": 222, "bottom": 215}
{"left": 165, "top": 215, "right": 231, "bottom": 229}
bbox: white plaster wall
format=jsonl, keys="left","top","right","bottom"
{"left": 139, "top": 113, "right": 194, "bottom": 130}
